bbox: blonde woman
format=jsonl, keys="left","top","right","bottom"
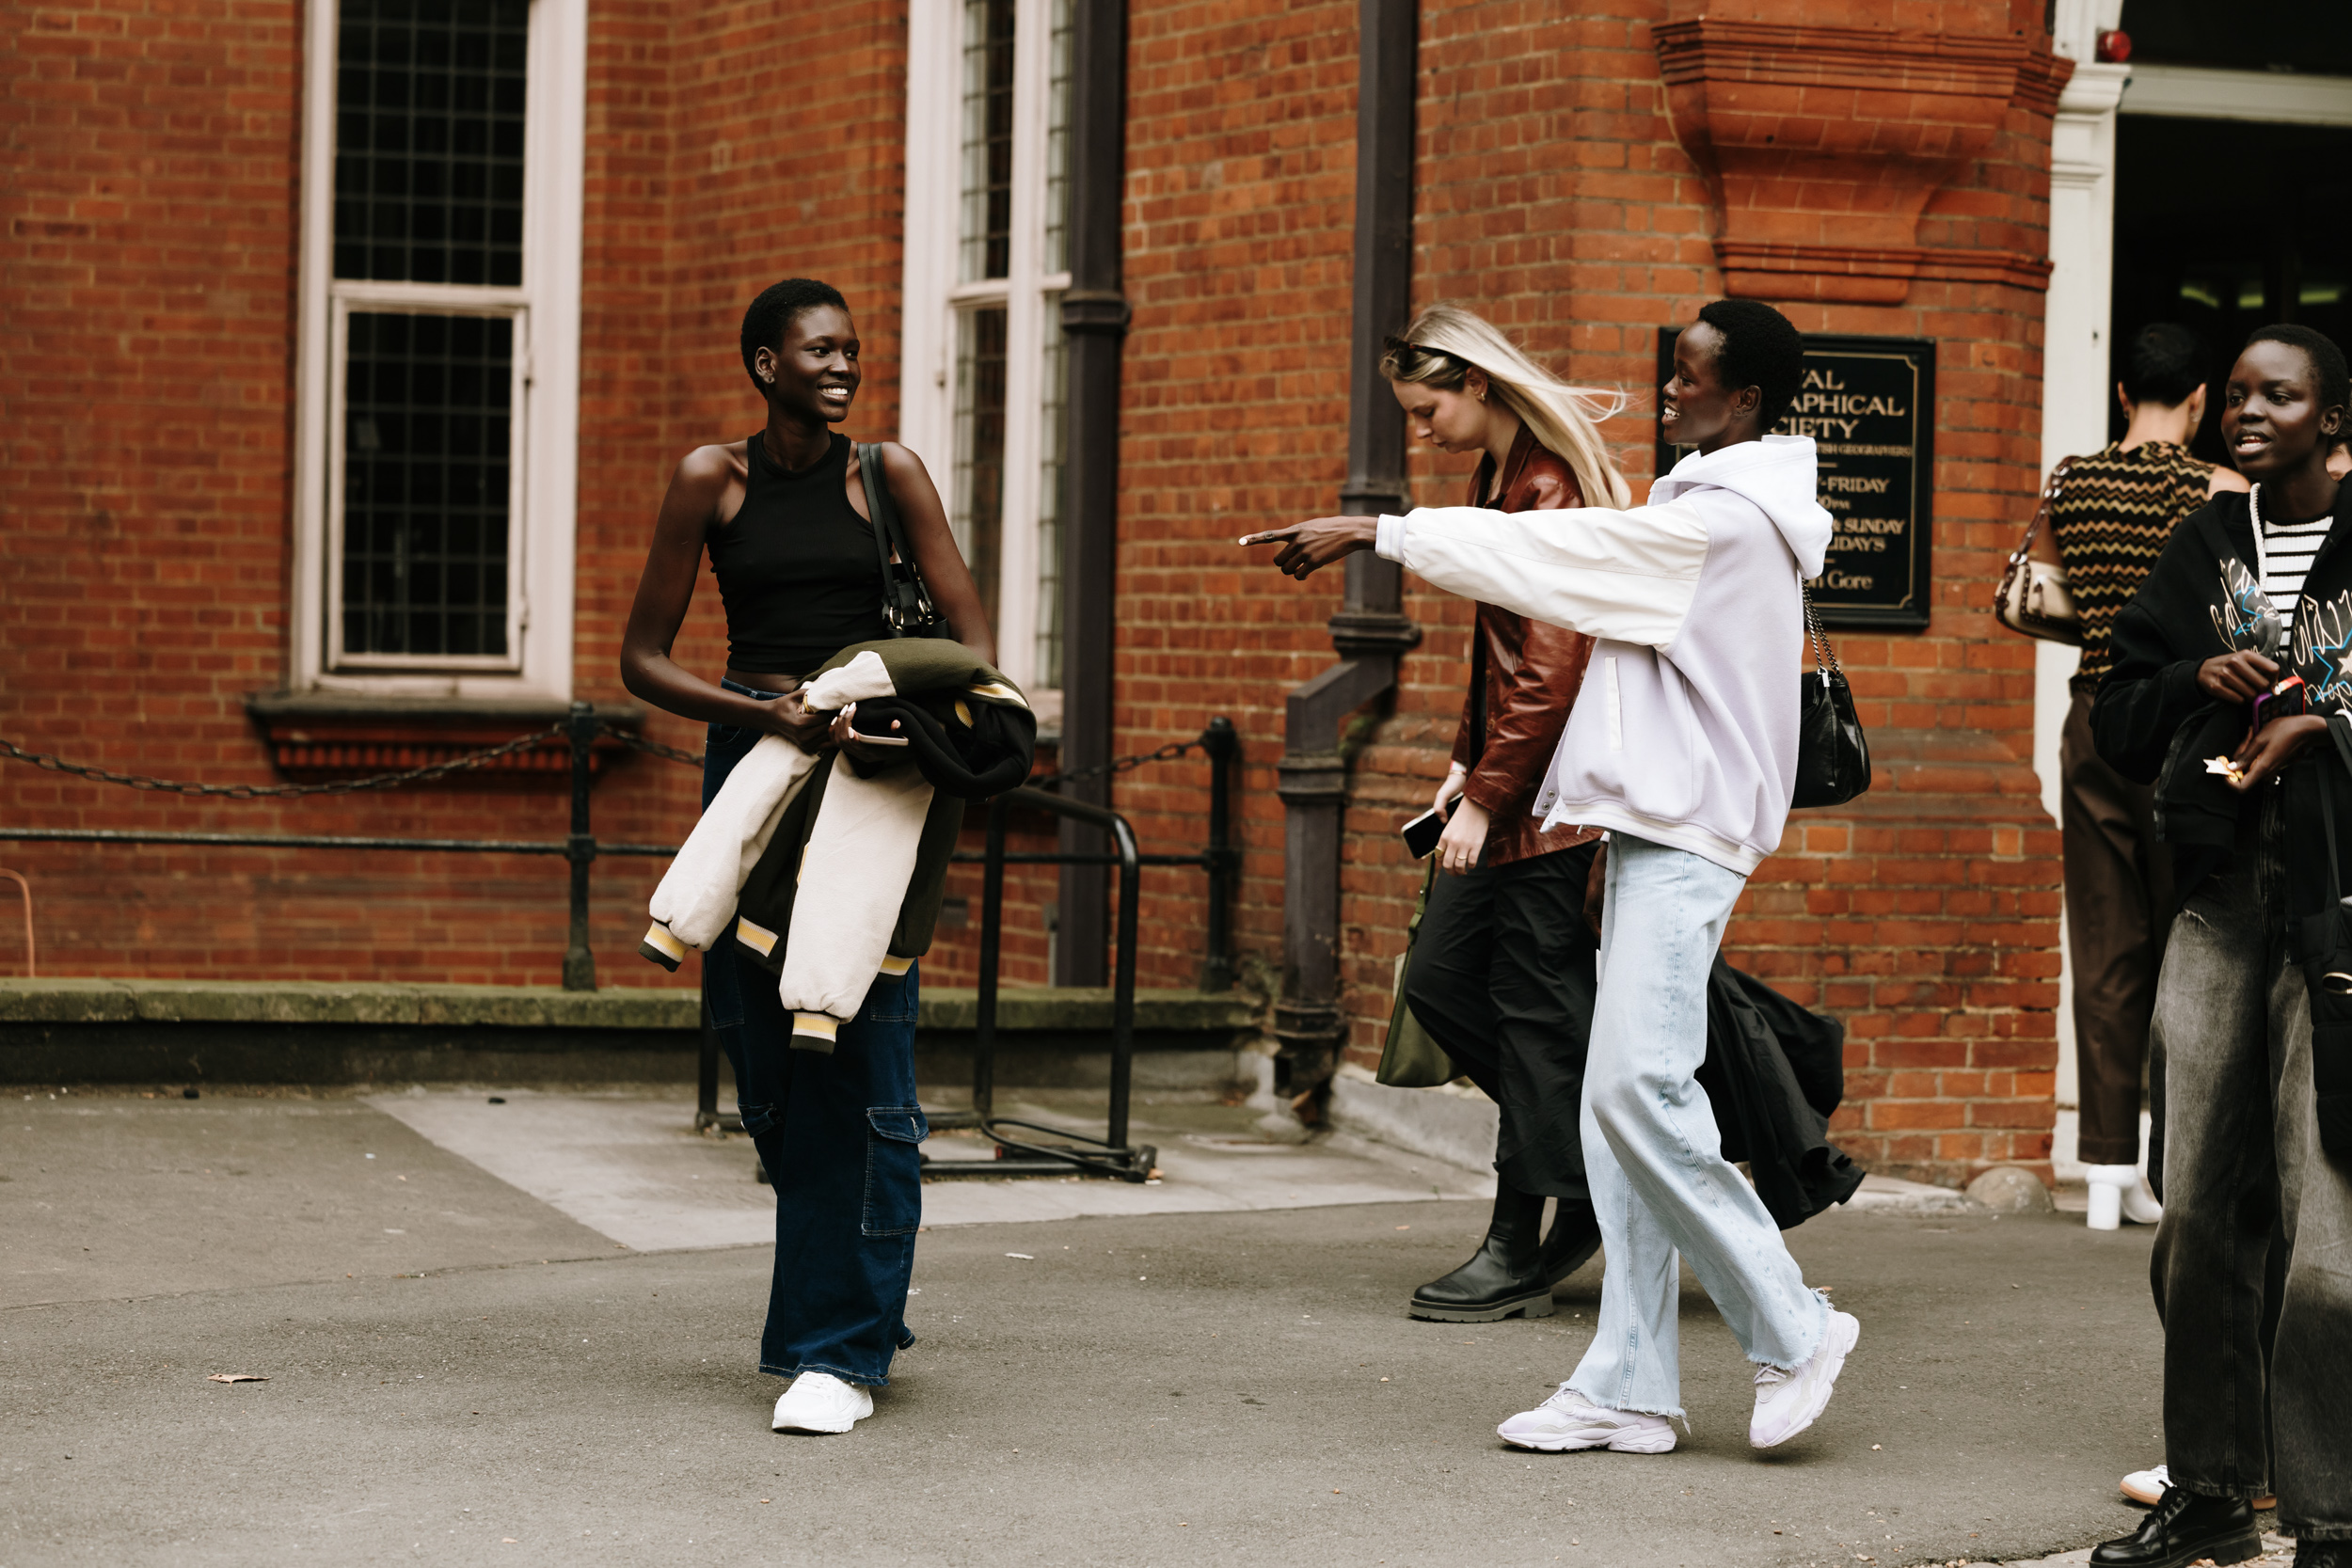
{"left": 1384, "top": 304, "right": 1632, "bottom": 1325}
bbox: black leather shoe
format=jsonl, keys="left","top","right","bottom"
{"left": 2296, "top": 1543, "right": 2352, "bottom": 1568}
{"left": 1409, "top": 1188, "right": 1593, "bottom": 1322}
{"left": 2090, "top": 1486, "right": 2260, "bottom": 1568}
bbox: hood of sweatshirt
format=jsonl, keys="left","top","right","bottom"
{"left": 1649, "top": 435, "right": 1834, "bottom": 578}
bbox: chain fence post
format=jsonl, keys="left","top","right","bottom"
{"left": 562, "top": 702, "right": 598, "bottom": 992}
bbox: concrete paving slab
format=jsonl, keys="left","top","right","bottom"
{"left": 361, "top": 1089, "right": 780, "bottom": 1253}
{"left": 0, "top": 1201, "right": 2179, "bottom": 1568}
{"left": 0, "top": 1089, "right": 619, "bottom": 1310}
{"left": 362, "top": 1089, "right": 1488, "bottom": 1249}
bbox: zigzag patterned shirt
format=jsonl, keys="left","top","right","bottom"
{"left": 2050, "top": 440, "right": 2218, "bottom": 695}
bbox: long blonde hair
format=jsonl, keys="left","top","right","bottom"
{"left": 1380, "top": 304, "right": 1632, "bottom": 511}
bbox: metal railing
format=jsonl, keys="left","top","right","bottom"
{"left": 887, "top": 785, "right": 1213, "bottom": 1183}
{"left": 5, "top": 710, "right": 1242, "bottom": 1176}
{"left": 4, "top": 705, "right": 1239, "bottom": 994}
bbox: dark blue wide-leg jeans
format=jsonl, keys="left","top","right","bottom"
{"left": 703, "top": 693, "right": 925, "bottom": 1387}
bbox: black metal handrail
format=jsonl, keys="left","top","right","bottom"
{"left": 918, "top": 786, "right": 1157, "bottom": 1182}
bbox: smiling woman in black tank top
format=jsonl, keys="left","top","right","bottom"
{"left": 618, "top": 277, "right": 993, "bottom": 1439}
{"left": 622, "top": 277, "right": 993, "bottom": 731}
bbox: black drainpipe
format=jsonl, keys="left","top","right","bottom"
{"left": 1053, "top": 0, "right": 1130, "bottom": 987}
{"left": 1272, "top": 0, "right": 1421, "bottom": 1101}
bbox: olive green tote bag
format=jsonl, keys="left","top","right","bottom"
{"left": 1376, "top": 858, "right": 1458, "bottom": 1088}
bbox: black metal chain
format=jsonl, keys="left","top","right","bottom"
{"left": 602, "top": 721, "right": 1209, "bottom": 784}
{"left": 599, "top": 725, "right": 707, "bottom": 768}
{"left": 1043, "top": 737, "right": 1207, "bottom": 784}
{"left": 0, "top": 726, "right": 564, "bottom": 800}
{"left": 1, "top": 722, "right": 1211, "bottom": 798}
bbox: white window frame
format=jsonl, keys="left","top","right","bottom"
{"left": 901, "top": 0, "right": 1069, "bottom": 696}
{"left": 290, "top": 0, "right": 586, "bottom": 699}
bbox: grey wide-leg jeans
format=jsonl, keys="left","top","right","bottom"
{"left": 2149, "top": 787, "right": 2352, "bottom": 1539}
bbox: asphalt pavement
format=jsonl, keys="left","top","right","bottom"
{"left": 2, "top": 1088, "right": 2181, "bottom": 1568}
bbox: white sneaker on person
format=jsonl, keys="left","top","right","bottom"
{"left": 1497, "top": 1385, "right": 1677, "bottom": 1453}
{"left": 2084, "top": 1164, "right": 2162, "bottom": 1230}
{"left": 2122, "top": 1463, "right": 2275, "bottom": 1512}
{"left": 2122, "top": 1464, "right": 2169, "bottom": 1506}
{"left": 1750, "top": 1309, "right": 1861, "bottom": 1449}
{"left": 771, "top": 1372, "right": 873, "bottom": 1433}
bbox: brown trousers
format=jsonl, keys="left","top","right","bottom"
{"left": 2060, "top": 690, "right": 2174, "bottom": 1166}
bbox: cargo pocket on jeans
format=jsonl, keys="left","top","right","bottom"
{"left": 862, "top": 1106, "right": 929, "bottom": 1237}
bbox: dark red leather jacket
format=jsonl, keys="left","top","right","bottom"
{"left": 1450, "top": 426, "right": 1602, "bottom": 866}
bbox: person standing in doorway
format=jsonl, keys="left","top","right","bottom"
{"left": 2090, "top": 324, "right": 2352, "bottom": 1568}
{"left": 2052, "top": 322, "right": 2248, "bottom": 1230}
{"left": 1247, "top": 300, "right": 1857, "bottom": 1456}
{"left": 1379, "top": 304, "right": 1631, "bottom": 1323}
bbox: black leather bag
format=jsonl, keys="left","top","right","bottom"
{"left": 1792, "top": 581, "right": 1871, "bottom": 809}
{"left": 857, "top": 442, "right": 951, "bottom": 639}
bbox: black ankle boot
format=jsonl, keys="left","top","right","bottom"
{"left": 2090, "top": 1486, "right": 2259, "bottom": 1568}
{"left": 1408, "top": 1186, "right": 1555, "bottom": 1322}
{"left": 1535, "top": 1197, "right": 1601, "bottom": 1288}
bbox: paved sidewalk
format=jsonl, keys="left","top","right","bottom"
{"left": 3, "top": 1087, "right": 2200, "bottom": 1567}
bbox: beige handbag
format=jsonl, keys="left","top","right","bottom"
{"left": 1994, "top": 456, "right": 2083, "bottom": 645}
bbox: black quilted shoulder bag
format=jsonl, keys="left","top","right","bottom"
{"left": 856, "top": 442, "right": 951, "bottom": 640}
{"left": 1792, "top": 579, "right": 1871, "bottom": 809}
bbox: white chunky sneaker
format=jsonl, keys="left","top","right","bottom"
{"left": 2123, "top": 1463, "right": 2275, "bottom": 1512}
{"left": 1497, "top": 1385, "right": 1677, "bottom": 1453}
{"left": 1750, "top": 1310, "right": 1860, "bottom": 1449}
{"left": 2085, "top": 1164, "right": 2163, "bottom": 1230}
{"left": 771, "top": 1372, "right": 873, "bottom": 1434}
{"left": 2122, "top": 1463, "right": 2169, "bottom": 1506}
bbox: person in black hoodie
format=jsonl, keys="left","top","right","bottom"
{"left": 2090, "top": 324, "right": 2352, "bottom": 1568}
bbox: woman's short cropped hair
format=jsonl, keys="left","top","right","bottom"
{"left": 2243, "top": 322, "right": 2351, "bottom": 419}
{"left": 2122, "top": 323, "right": 2207, "bottom": 407}
{"left": 740, "top": 277, "right": 850, "bottom": 392}
{"left": 1694, "top": 298, "right": 1806, "bottom": 431}
{"left": 1380, "top": 305, "right": 1633, "bottom": 510}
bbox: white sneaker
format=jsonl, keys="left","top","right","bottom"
{"left": 1497, "top": 1385, "right": 1677, "bottom": 1453}
{"left": 771, "top": 1372, "right": 873, "bottom": 1433}
{"left": 1750, "top": 1309, "right": 1860, "bottom": 1449}
{"left": 2122, "top": 1462, "right": 2276, "bottom": 1512}
{"left": 2085, "top": 1164, "right": 2162, "bottom": 1230}
{"left": 2122, "top": 1463, "right": 2169, "bottom": 1506}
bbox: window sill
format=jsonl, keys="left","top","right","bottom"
{"left": 243, "top": 691, "right": 646, "bottom": 783}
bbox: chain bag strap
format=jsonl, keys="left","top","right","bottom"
{"left": 1792, "top": 578, "right": 1871, "bottom": 809}
{"left": 857, "top": 442, "right": 950, "bottom": 639}
{"left": 1994, "top": 455, "right": 2084, "bottom": 645}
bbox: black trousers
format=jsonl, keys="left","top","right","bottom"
{"left": 1403, "top": 840, "right": 1602, "bottom": 1201}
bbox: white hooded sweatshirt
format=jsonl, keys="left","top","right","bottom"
{"left": 1375, "top": 434, "right": 1835, "bottom": 876}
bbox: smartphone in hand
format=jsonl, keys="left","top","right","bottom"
{"left": 1400, "top": 800, "right": 1455, "bottom": 860}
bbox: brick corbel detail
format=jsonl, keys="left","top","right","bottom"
{"left": 1654, "top": 19, "right": 2073, "bottom": 305}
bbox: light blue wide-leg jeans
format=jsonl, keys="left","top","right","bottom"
{"left": 1565, "top": 832, "right": 1831, "bottom": 1418}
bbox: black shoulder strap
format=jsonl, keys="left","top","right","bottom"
{"left": 857, "top": 442, "right": 912, "bottom": 634}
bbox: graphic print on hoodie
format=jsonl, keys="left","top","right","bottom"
{"left": 1374, "top": 434, "right": 1836, "bottom": 875}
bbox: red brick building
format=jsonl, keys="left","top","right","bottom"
{"left": 19, "top": 0, "right": 2324, "bottom": 1184}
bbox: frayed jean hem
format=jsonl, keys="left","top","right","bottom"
{"left": 762, "top": 1359, "right": 890, "bottom": 1388}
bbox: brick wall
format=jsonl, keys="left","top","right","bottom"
{"left": 2, "top": 0, "right": 2065, "bottom": 1185}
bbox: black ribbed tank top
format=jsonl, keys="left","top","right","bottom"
{"left": 709, "top": 432, "right": 891, "bottom": 678}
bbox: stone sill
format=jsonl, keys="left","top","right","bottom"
{"left": 0, "top": 977, "right": 1258, "bottom": 1036}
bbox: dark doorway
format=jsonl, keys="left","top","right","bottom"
{"left": 2109, "top": 114, "right": 2352, "bottom": 461}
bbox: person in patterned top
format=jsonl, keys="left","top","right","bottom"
{"left": 2049, "top": 323, "right": 2248, "bottom": 1228}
